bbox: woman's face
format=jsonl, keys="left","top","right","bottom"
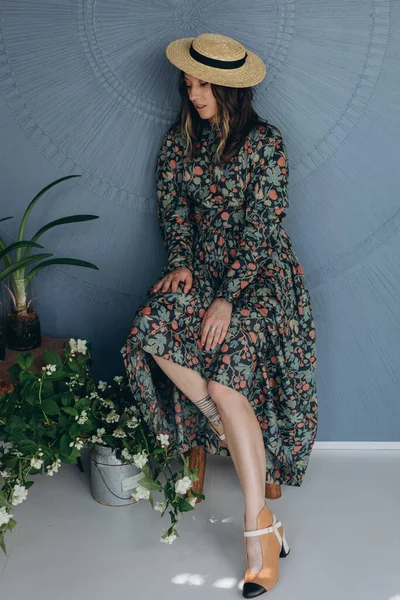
{"left": 184, "top": 72, "right": 218, "bottom": 123}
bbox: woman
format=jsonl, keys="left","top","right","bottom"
{"left": 121, "top": 33, "right": 318, "bottom": 597}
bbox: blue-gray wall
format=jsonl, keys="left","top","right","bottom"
{"left": 0, "top": 1, "right": 399, "bottom": 441}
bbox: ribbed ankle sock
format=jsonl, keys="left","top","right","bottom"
{"left": 195, "top": 393, "right": 220, "bottom": 423}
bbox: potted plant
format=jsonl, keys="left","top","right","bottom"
{"left": 0, "top": 175, "right": 99, "bottom": 351}
{"left": 0, "top": 338, "right": 204, "bottom": 556}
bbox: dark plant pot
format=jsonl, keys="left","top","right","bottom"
{"left": 6, "top": 309, "right": 42, "bottom": 351}
{"left": 3, "top": 277, "right": 42, "bottom": 351}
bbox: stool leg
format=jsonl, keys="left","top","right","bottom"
{"left": 184, "top": 445, "right": 206, "bottom": 504}
{"left": 265, "top": 482, "right": 281, "bottom": 499}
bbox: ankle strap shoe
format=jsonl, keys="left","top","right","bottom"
{"left": 242, "top": 504, "right": 290, "bottom": 597}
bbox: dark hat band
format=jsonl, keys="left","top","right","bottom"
{"left": 189, "top": 42, "right": 248, "bottom": 70}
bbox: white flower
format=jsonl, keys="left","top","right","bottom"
{"left": 160, "top": 529, "right": 177, "bottom": 544}
{"left": 11, "top": 484, "right": 28, "bottom": 506}
{"left": 175, "top": 476, "right": 192, "bottom": 495}
{"left": 154, "top": 501, "right": 167, "bottom": 513}
{"left": 97, "top": 380, "right": 107, "bottom": 391}
{"left": 121, "top": 448, "right": 132, "bottom": 461}
{"left": 75, "top": 410, "right": 88, "bottom": 425}
{"left": 0, "top": 469, "right": 10, "bottom": 479}
{"left": 113, "top": 376, "right": 124, "bottom": 385}
{"left": 112, "top": 428, "right": 127, "bottom": 438}
{"left": 0, "top": 507, "right": 13, "bottom": 526}
{"left": 133, "top": 451, "right": 149, "bottom": 469}
{"left": 89, "top": 391, "right": 99, "bottom": 399}
{"left": 100, "top": 399, "right": 114, "bottom": 409}
{"left": 105, "top": 410, "right": 119, "bottom": 423}
{"left": 127, "top": 416, "right": 139, "bottom": 429}
{"left": 76, "top": 339, "right": 87, "bottom": 355}
{"left": 30, "top": 457, "right": 44, "bottom": 470}
{"left": 69, "top": 438, "right": 84, "bottom": 450}
{"left": 131, "top": 485, "right": 150, "bottom": 501}
{"left": 188, "top": 496, "right": 197, "bottom": 508}
{"left": 69, "top": 338, "right": 87, "bottom": 356}
{"left": 124, "top": 405, "right": 139, "bottom": 416}
{"left": 42, "top": 364, "right": 57, "bottom": 376}
{"left": 90, "top": 427, "right": 106, "bottom": 444}
{"left": 156, "top": 433, "right": 170, "bottom": 448}
{"left": 46, "top": 458, "right": 62, "bottom": 476}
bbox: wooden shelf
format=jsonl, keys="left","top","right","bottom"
{"left": 0, "top": 335, "right": 69, "bottom": 383}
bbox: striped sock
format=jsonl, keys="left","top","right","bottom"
{"left": 195, "top": 393, "right": 220, "bottom": 422}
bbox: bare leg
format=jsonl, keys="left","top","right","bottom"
{"left": 208, "top": 380, "right": 273, "bottom": 573}
{"left": 150, "top": 353, "right": 228, "bottom": 447}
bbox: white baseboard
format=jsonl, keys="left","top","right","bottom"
{"left": 314, "top": 442, "right": 400, "bottom": 450}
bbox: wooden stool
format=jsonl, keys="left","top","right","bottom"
{"left": 184, "top": 445, "right": 281, "bottom": 503}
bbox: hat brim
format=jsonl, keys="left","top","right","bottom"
{"left": 165, "top": 37, "right": 266, "bottom": 88}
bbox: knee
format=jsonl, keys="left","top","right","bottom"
{"left": 208, "top": 379, "right": 235, "bottom": 406}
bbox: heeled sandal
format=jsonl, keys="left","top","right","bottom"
{"left": 242, "top": 504, "right": 290, "bottom": 598}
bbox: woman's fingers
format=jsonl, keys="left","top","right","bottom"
{"left": 151, "top": 272, "right": 192, "bottom": 294}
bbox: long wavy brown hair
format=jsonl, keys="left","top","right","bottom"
{"left": 176, "top": 70, "right": 268, "bottom": 167}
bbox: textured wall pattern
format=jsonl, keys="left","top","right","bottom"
{"left": 0, "top": 0, "right": 399, "bottom": 440}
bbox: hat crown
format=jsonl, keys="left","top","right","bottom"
{"left": 192, "top": 33, "right": 246, "bottom": 62}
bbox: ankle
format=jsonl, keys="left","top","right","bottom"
{"left": 244, "top": 501, "right": 271, "bottom": 528}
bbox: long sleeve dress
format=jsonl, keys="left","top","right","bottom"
{"left": 120, "top": 120, "right": 318, "bottom": 487}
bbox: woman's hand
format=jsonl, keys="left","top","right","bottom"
{"left": 150, "top": 267, "right": 193, "bottom": 294}
{"left": 201, "top": 298, "right": 232, "bottom": 351}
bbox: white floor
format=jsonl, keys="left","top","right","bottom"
{"left": 1, "top": 448, "right": 399, "bottom": 600}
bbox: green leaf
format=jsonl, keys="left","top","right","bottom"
{"left": 59, "top": 414, "right": 69, "bottom": 429}
{"left": 61, "top": 392, "right": 74, "bottom": 407}
{"left": 40, "top": 398, "right": 60, "bottom": 415}
{"left": 0, "top": 253, "right": 53, "bottom": 284}
{"left": 73, "top": 397, "right": 91, "bottom": 411}
{"left": 3, "top": 456, "right": 18, "bottom": 469}
{"left": 44, "top": 371, "right": 69, "bottom": 382}
{"left": 21, "top": 380, "right": 38, "bottom": 398}
{"left": 24, "top": 352, "right": 34, "bottom": 369}
{"left": 0, "top": 240, "right": 44, "bottom": 263}
{"left": 0, "top": 535, "right": 8, "bottom": 557}
{"left": 61, "top": 406, "right": 78, "bottom": 417}
{"left": 43, "top": 350, "right": 63, "bottom": 369}
{"left": 20, "top": 371, "right": 37, "bottom": 385}
{"left": 17, "top": 354, "right": 26, "bottom": 370}
{"left": 67, "top": 360, "right": 84, "bottom": 376}
{"left": 187, "top": 489, "right": 205, "bottom": 500}
{"left": 26, "top": 258, "right": 99, "bottom": 284}
{"left": 7, "top": 364, "right": 21, "bottom": 380}
{"left": 60, "top": 433, "right": 71, "bottom": 455}
{"left": 41, "top": 381, "right": 54, "bottom": 398}
{"left": 16, "top": 440, "right": 37, "bottom": 455}
{"left": 16, "top": 175, "right": 81, "bottom": 263}
{"left": 4, "top": 415, "right": 27, "bottom": 435}
{"left": 178, "top": 497, "right": 195, "bottom": 512}
{"left": 24, "top": 215, "right": 99, "bottom": 259}
{"left": 0, "top": 492, "right": 9, "bottom": 507}
{"left": 78, "top": 419, "right": 92, "bottom": 432}
{"left": 60, "top": 453, "right": 78, "bottom": 465}
{"left": 138, "top": 476, "right": 162, "bottom": 492}
{"left": 7, "top": 518, "right": 17, "bottom": 531}
{"left": 68, "top": 423, "right": 82, "bottom": 438}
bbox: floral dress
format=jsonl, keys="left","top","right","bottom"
{"left": 120, "top": 120, "right": 318, "bottom": 487}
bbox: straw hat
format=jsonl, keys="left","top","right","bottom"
{"left": 165, "top": 33, "right": 266, "bottom": 88}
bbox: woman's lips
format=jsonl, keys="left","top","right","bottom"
{"left": 197, "top": 105, "right": 207, "bottom": 110}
